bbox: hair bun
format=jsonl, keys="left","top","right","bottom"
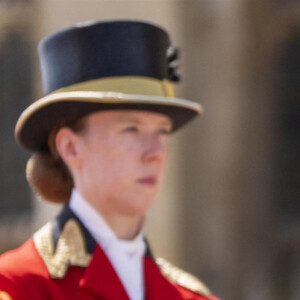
{"left": 26, "top": 153, "right": 73, "bottom": 203}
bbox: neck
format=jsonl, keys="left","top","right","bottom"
{"left": 75, "top": 186, "right": 145, "bottom": 240}
{"left": 100, "top": 212, "right": 145, "bottom": 240}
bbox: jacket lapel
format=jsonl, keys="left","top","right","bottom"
{"left": 144, "top": 256, "right": 183, "bottom": 300}
{"left": 80, "top": 245, "right": 184, "bottom": 300}
{"left": 80, "top": 245, "right": 130, "bottom": 300}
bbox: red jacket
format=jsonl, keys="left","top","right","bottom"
{"left": 0, "top": 207, "right": 220, "bottom": 300}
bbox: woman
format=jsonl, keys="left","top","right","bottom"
{"left": 0, "top": 20, "right": 220, "bottom": 300}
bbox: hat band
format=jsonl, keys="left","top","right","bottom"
{"left": 52, "top": 76, "right": 175, "bottom": 97}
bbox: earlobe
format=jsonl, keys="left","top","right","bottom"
{"left": 55, "top": 128, "right": 82, "bottom": 169}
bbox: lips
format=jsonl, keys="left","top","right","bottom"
{"left": 137, "top": 176, "right": 157, "bottom": 186}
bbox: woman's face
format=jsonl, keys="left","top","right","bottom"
{"left": 72, "top": 109, "right": 172, "bottom": 219}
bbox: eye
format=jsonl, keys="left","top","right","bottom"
{"left": 123, "top": 126, "right": 138, "bottom": 133}
{"left": 158, "top": 128, "right": 171, "bottom": 135}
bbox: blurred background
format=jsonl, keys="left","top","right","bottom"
{"left": 0, "top": 0, "right": 299, "bottom": 299}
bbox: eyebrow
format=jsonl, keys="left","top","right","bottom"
{"left": 117, "top": 116, "right": 172, "bottom": 127}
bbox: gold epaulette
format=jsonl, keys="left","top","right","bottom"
{"left": 156, "top": 257, "right": 212, "bottom": 297}
{"left": 33, "top": 219, "right": 92, "bottom": 279}
{"left": 0, "top": 291, "right": 12, "bottom": 300}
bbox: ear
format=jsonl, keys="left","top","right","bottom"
{"left": 55, "top": 127, "right": 82, "bottom": 169}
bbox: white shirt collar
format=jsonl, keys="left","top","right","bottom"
{"left": 69, "top": 188, "right": 145, "bottom": 256}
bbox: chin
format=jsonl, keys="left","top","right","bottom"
{"left": 121, "top": 195, "right": 156, "bottom": 216}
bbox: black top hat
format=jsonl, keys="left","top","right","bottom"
{"left": 15, "top": 20, "right": 202, "bottom": 152}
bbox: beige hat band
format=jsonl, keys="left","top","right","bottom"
{"left": 52, "top": 76, "right": 175, "bottom": 98}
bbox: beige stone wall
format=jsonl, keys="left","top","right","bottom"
{"left": 0, "top": 0, "right": 38, "bottom": 251}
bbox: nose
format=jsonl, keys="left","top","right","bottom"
{"left": 141, "top": 134, "right": 167, "bottom": 164}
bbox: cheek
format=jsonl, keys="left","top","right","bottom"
{"left": 84, "top": 145, "right": 136, "bottom": 181}
{"left": 107, "top": 139, "right": 141, "bottom": 167}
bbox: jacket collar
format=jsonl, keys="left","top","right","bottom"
{"left": 52, "top": 204, "right": 96, "bottom": 254}
{"left": 33, "top": 205, "right": 184, "bottom": 300}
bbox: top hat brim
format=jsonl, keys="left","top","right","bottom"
{"left": 15, "top": 83, "right": 202, "bottom": 152}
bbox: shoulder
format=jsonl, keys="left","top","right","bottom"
{"left": 0, "top": 239, "right": 47, "bottom": 276}
{"left": 156, "top": 258, "right": 221, "bottom": 300}
{"left": 0, "top": 239, "right": 49, "bottom": 300}
{"left": 0, "top": 209, "right": 93, "bottom": 300}
{"left": 0, "top": 206, "right": 94, "bottom": 281}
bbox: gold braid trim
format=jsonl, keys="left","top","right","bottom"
{"left": 33, "top": 219, "right": 92, "bottom": 279}
{"left": 0, "top": 291, "right": 12, "bottom": 300}
{"left": 156, "top": 257, "right": 212, "bottom": 297}
{"left": 53, "top": 76, "right": 175, "bottom": 97}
